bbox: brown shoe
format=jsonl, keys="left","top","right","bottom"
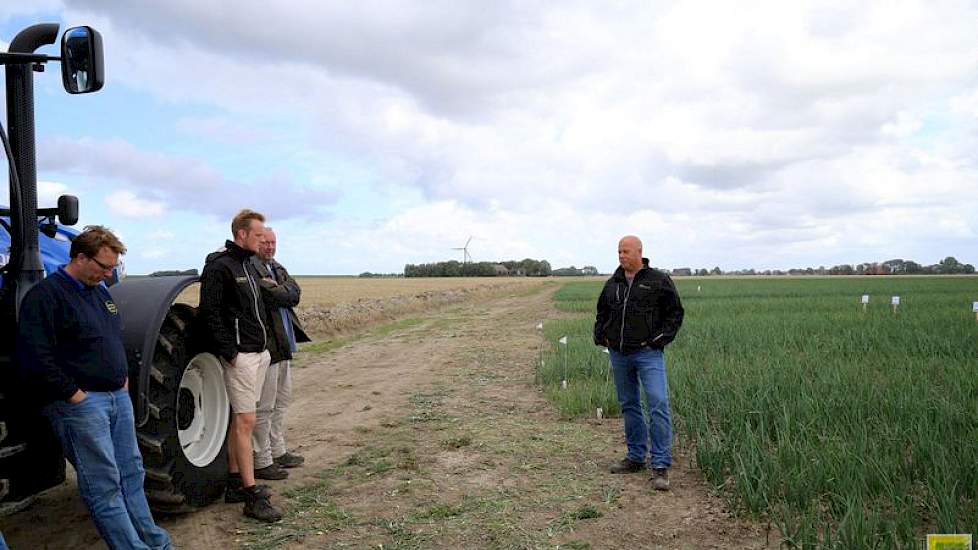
{"left": 255, "top": 463, "right": 289, "bottom": 480}
{"left": 273, "top": 451, "right": 305, "bottom": 469}
{"left": 609, "top": 457, "right": 646, "bottom": 474}
{"left": 651, "top": 468, "right": 670, "bottom": 491}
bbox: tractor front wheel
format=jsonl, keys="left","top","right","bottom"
{"left": 137, "top": 304, "right": 229, "bottom": 513}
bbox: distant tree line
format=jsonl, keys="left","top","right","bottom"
{"left": 358, "top": 272, "right": 402, "bottom": 278}
{"left": 669, "top": 257, "right": 975, "bottom": 277}
{"left": 552, "top": 265, "right": 600, "bottom": 277}
{"left": 149, "top": 269, "right": 199, "bottom": 277}
{"left": 404, "top": 259, "right": 551, "bottom": 277}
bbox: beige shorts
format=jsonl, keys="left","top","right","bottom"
{"left": 222, "top": 350, "right": 271, "bottom": 414}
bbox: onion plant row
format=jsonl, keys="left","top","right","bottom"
{"left": 537, "top": 276, "right": 978, "bottom": 548}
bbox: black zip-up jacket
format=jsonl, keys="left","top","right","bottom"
{"left": 198, "top": 240, "right": 269, "bottom": 362}
{"left": 594, "top": 258, "right": 684, "bottom": 353}
{"left": 16, "top": 268, "right": 128, "bottom": 404}
{"left": 251, "top": 256, "right": 311, "bottom": 363}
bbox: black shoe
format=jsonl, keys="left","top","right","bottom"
{"left": 243, "top": 486, "right": 283, "bottom": 523}
{"left": 225, "top": 481, "right": 270, "bottom": 504}
{"left": 651, "top": 468, "right": 670, "bottom": 491}
{"left": 273, "top": 451, "right": 305, "bottom": 469}
{"left": 254, "top": 463, "right": 289, "bottom": 480}
{"left": 609, "top": 457, "right": 646, "bottom": 474}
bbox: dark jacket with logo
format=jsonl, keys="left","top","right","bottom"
{"left": 16, "top": 268, "right": 128, "bottom": 405}
{"left": 250, "top": 257, "right": 311, "bottom": 363}
{"left": 198, "top": 240, "right": 269, "bottom": 362}
{"left": 594, "top": 259, "right": 684, "bottom": 353}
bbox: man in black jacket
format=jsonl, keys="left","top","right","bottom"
{"left": 594, "top": 235, "right": 684, "bottom": 491}
{"left": 198, "top": 209, "right": 281, "bottom": 522}
{"left": 17, "top": 226, "right": 171, "bottom": 549}
{"left": 251, "top": 227, "right": 310, "bottom": 480}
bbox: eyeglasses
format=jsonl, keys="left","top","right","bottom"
{"left": 87, "top": 255, "right": 119, "bottom": 272}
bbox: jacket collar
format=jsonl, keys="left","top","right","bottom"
{"left": 224, "top": 239, "right": 255, "bottom": 261}
{"left": 612, "top": 257, "right": 650, "bottom": 281}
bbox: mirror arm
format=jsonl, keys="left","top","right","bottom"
{"left": 0, "top": 52, "right": 60, "bottom": 66}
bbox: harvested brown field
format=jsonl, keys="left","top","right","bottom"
{"left": 176, "top": 276, "right": 550, "bottom": 337}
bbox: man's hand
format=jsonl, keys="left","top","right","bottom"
{"left": 68, "top": 389, "right": 87, "bottom": 404}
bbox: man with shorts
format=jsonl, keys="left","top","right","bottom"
{"left": 198, "top": 209, "right": 281, "bottom": 522}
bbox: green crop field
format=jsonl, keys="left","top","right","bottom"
{"left": 537, "top": 276, "right": 978, "bottom": 548}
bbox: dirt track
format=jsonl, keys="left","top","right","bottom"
{"left": 1, "top": 284, "right": 773, "bottom": 549}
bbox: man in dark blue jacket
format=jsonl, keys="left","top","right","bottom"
{"left": 594, "top": 235, "right": 684, "bottom": 491}
{"left": 17, "top": 226, "right": 171, "bottom": 549}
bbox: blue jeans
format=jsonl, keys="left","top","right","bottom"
{"left": 609, "top": 348, "right": 672, "bottom": 469}
{"left": 44, "top": 389, "right": 171, "bottom": 550}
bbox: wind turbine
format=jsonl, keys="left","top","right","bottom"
{"left": 451, "top": 236, "right": 473, "bottom": 263}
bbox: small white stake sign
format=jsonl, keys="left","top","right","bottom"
{"left": 861, "top": 295, "right": 870, "bottom": 304}
{"left": 558, "top": 336, "right": 567, "bottom": 345}
{"left": 536, "top": 322, "right": 543, "bottom": 330}
{"left": 596, "top": 408, "right": 603, "bottom": 420}
{"left": 891, "top": 296, "right": 900, "bottom": 314}
{"left": 973, "top": 301, "right": 978, "bottom": 322}
{"left": 561, "top": 380, "right": 567, "bottom": 390}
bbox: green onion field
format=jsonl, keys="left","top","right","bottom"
{"left": 537, "top": 276, "right": 978, "bottom": 548}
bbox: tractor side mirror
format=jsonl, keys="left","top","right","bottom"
{"left": 57, "top": 195, "right": 79, "bottom": 225}
{"left": 60, "top": 26, "right": 104, "bottom": 94}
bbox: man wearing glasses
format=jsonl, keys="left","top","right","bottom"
{"left": 16, "top": 226, "right": 171, "bottom": 549}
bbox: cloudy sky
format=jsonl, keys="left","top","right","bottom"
{"left": 2, "top": 1, "right": 977, "bottom": 274}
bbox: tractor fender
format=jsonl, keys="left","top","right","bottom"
{"left": 108, "top": 275, "right": 198, "bottom": 427}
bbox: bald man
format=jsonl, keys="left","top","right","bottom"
{"left": 594, "top": 235, "right": 684, "bottom": 491}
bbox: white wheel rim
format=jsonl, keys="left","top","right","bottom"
{"left": 177, "top": 353, "right": 229, "bottom": 467}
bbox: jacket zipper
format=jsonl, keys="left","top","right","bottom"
{"left": 619, "top": 279, "right": 632, "bottom": 348}
{"left": 242, "top": 260, "right": 268, "bottom": 349}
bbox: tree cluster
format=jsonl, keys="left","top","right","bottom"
{"left": 404, "top": 258, "right": 551, "bottom": 277}
{"left": 670, "top": 257, "right": 975, "bottom": 277}
{"left": 551, "top": 265, "right": 599, "bottom": 277}
{"left": 149, "top": 269, "right": 199, "bottom": 277}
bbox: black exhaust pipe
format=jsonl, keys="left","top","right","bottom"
{"left": 5, "top": 23, "right": 59, "bottom": 313}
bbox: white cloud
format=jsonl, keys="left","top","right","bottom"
{"left": 105, "top": 190, "right": 165, "bottom": 218}
{"left": 33, "top": 1, "right": 978, "bottom": 273}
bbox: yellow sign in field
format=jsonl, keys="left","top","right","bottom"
{"left": 927, "top": 533, "right": 972, "bottom": 550}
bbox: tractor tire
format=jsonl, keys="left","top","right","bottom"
{"left": 137, "top": 304, "right": 230, "bottom": 513}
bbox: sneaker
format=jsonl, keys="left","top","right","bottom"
{"left": 243, "top": 486, "right": 282, "bottom": 523}
{"left": 609, "top": 457, "right": 646, "bottom": 474}
{"left": 651, "top": 468, "right": 670, "bottom": 491}
{"left": 273, "top": 451, "right": 305, "bottom": 469}
{"left": 225, "top": 481, "right": 270, "bottom": 504}
{"left": 254, "top": 463, "right": 289, "bottom": 480}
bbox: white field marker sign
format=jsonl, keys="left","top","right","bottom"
{"left": 861, "top": 294, "right": 869, "bottom": 313}
{"left": 596, "top": 407, "right": 603, "bottom": 420}
{"left": 558, "top": 335, "right": 568, "bottom": 388}
{"left": 973, "top": 301, "right": 978, "bottom": 322}
{"left": 891, "top": 296, "right": 900, "bottom": 314}
{"left": 697, "top": 285, "right": 701, "bottom": 292}
{"left": 536, "top": 322, "right": 543, "bottom": 330}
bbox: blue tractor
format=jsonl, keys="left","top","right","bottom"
{"left": 0, "top": 23, "right": 231, "bottom": 515}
